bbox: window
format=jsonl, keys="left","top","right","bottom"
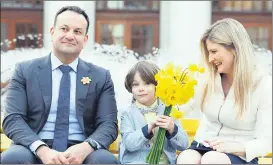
{"left": 28, "top": 24, "right": 39, "bottom": 48}
{"left": 1, "top": 0, "right": 43, "bottom": 9}
{"left": 101, "top": 24, "right": 124, "bottom": 46}
{"left": 252, "top": 1, "right": 263, "bottom": 11}
{"left": 96, "top": 0, "right": 159, "bottom": 11}
{"left": 268, "top": 1, "right": 272, "bottom": 11}
{"left": 131, "top": 25, "right": 154, "bottom": 55}
{"left": 96, "top": 0, "right": 159, "bottom": 55}
{"left": 246, "top": 27, "right": 269, "bottom": 49}
{"left": 16, "top": 24, "right": 26, "bottom": 48}
{"left": 213, "top": 0, "right": 269, "bottom": 12}
{"left": 15, "top": 23, "right": 39, "bottom": 48}
{"left": 242, "top": 1, "right": 252, "bottom": 11}
{"left": 96, "top": 21, "right": 158, "bottom": 56}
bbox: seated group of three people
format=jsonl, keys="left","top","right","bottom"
{"left": 1, "top": 6, "right": 271, "bottom": 164}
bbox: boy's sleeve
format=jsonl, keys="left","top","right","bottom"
{"left": 120, "top": 111, "right": 151, "bottom": 152}
{"left": 166, "top": 119, "right": 189, "bottom": 151}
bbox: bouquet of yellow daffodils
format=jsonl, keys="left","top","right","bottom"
{"left": 146, "top": 63, "right": 204, "bottom": 164}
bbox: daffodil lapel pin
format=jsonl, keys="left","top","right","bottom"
{"left": 81, "top": 77, "right": 91, "bottom": 85}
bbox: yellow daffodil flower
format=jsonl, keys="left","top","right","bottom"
{"left": 81, "top": 77, "right": 91, "bottom": 85}
{"left": 170, "top": 107, "right": 184, "bottom": 120}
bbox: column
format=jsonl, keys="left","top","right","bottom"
{"left": 159, "top": 1, "right": 212, "bottom": 67}
{"left": 43, "top": 1, "right": 95, "bottom": 51}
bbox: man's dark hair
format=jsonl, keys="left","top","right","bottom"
{"left": 54, "top": 6, "right": 90, "bottom": 34}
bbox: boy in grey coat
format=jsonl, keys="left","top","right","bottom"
{"left": 119, "top": 61, "right": 188, "bottom": 164}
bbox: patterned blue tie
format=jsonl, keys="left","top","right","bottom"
{"left": 52, "top": 65, "right": 72, "bottom": 152}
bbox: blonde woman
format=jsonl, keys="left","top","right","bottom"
{"left": 176, "top": 18, "right": 272, "bottom": 164}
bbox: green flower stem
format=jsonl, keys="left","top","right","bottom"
{"left": 146, "top": 105, "right": 172, "bottom": 164}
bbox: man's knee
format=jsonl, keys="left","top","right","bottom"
{"left": 1, "top": 145, "right": 38, "bottom": 164}
{"left": 84, "top": 149, "right": 119, "bottom": 164}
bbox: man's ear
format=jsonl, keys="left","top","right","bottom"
{"left": 50, "top": 26, "right": 55, "bottom": 36}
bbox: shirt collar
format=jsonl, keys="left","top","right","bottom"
{"left": 51, "top": 52, "right": 78, "bottom": 72}
{"left": 135, "top": 98, "right": 159, "bottom": 110}
{"left": 133, "top": 99, "right": 159, "bottom": 114}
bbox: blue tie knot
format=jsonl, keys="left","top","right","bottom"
{"left": 59, "top": 65, "right": 72, "bottom": 74}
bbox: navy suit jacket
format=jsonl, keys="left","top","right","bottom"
{"left": 3, "top": 54, "right": 118, "bottom": 149}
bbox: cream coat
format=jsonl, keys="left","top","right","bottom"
{"left": 182, "top": 73, "right": 272, "bottom": 162}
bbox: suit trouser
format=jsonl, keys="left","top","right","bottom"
{"left": 1, "top": 140, "right": 119, "bottom": 164}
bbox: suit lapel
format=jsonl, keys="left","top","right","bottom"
{"left": 76, "top": 58, "right": 91, "bottom": 111}
{"left": 75, "top": 59, "right": 92, "bottom": 131}
{"left": 37, "top": 54, "right": 52, "bottom": 114}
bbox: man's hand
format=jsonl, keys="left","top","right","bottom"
{"left": 204, "top": 138, "right": 246, "bottom": 156}
{"left": 63, "top": 142, "right": 94, "bottom": 164}
{"left": 156, "top": 115, "right": 175, "bottom": 134}
{"left": 36, "top": 146, "right": 69, "bottom": 164}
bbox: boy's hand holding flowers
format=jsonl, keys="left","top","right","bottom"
{"left": 147, "top": 115, "right": 175, "bottom": 135}
{"left": 148, "top": 121, "right": 157, "bottom": 134}
{"left": 156, "top": 115, "right": 175, "bottom": 134}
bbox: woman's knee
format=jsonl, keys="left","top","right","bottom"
{"left": 176, "top": 149, "right": 202, "bottom": 164}
{"left": 201, "top": 151, "right": 231, "bottom": 164}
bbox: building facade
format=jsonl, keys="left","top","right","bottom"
{"left": 1, "top": 0, "right": 272, "bottom": 57}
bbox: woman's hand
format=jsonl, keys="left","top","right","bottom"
{"left": 204, "top": 138, "right": 246, "bottom": 156}
{"left": 155, "top": 115, "right": 175, "bottom": 134}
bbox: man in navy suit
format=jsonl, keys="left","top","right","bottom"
{"left": 1, "top": 6, "right": 118, "bottom": 164}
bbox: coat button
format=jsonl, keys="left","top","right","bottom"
{"left": 175, "top": 137, "right": 179, "bottom": 140}
{"left": 146, "top": 144, "right": 150, "bottom": 148}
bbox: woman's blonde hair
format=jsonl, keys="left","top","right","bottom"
{"left": 200, "top": 18, "right": 260, "bottom": 118}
